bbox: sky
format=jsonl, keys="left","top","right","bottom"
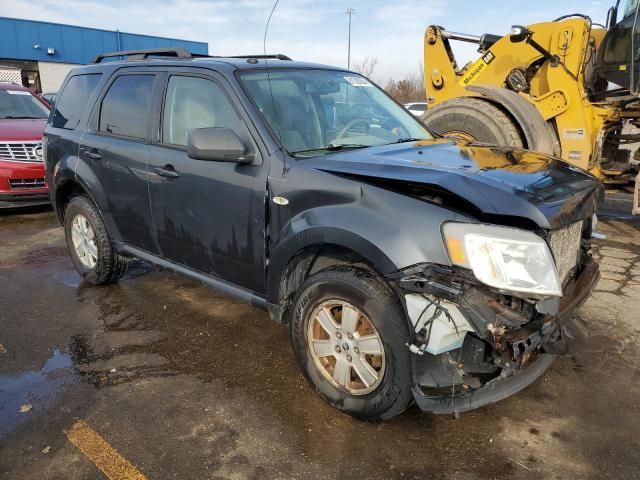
{"left": 0, "top": 0, "right": 611, "bottom": 82}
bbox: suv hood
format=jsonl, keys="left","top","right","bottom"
{"left": 0, "top": 119, "right": 47, "bottom": 142}
{"left": 301, "top": 139, "right": 603, "bottom": 230}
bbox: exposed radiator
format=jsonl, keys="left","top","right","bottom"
{"left": 548, "top": 221, "right": 583, "bottom": 285}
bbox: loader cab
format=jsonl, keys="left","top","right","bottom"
{"left": 596, "top": 0, "right": 640, "bottom": 93}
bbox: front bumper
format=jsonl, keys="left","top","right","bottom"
{"left": 0, "top": 160, "right": 49, "bottom": 208}
{"left": 0, "top": 191, "right": 50, "bottom": 208}
{"left": 413, "top": 353, "right": 555, "bottom": 414}
{"left": 406, "top": 258, "right": 600, "bottom": 414}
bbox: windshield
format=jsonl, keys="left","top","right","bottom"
{"left": 623, "top": 0, "right": 639, "bottom": 18}
{"left": 239, "top": 69, "right": 431, "bottom": 157}
{"left": 0, "top": 89, "right": 50, "bottom": 119}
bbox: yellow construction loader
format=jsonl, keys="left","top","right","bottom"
{"left": 420, "top": 0, "right": 640, "bottom": 213}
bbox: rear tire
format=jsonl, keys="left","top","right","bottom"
{"left": 290, "top": 267, "right": 413, "bottom": 421}
{"left": 421, "top": 97, "right": 524, "bottom": 148}
{"left": 64, "top": 196, "right": 127, "bottom": 285}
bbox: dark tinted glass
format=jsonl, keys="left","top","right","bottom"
{"left": 604, "top": 19, "right": 633, "bottom": 64}
{"left": 99, "top": 75, "right": 154, "bottom": 139}
{"left": 52, "top": 74, "right": 101, "bottom": 129}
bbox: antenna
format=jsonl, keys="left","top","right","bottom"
{"left": 263, "top": 0, "right": 287, "bottom": 175}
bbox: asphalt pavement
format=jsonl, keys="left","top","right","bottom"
{"left": 1, "top": 200, "right": 639, "bottom": 480}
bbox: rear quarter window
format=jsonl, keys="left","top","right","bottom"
{"left": 52, "top": 74, "right": 102, "bottom": 129}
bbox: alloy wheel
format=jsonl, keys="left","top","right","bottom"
{"left": 307, "top": 300, "right": 385, "bottom": 395}
{"left": 70, "top": 214, "right": 98, "bottom": 269}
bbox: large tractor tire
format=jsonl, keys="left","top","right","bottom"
{"left": 421, "top": 97, "right": 524, "bottom": 148}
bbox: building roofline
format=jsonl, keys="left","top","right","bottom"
{"left": 0, "top": 16, "right": 208, "bottom": 47}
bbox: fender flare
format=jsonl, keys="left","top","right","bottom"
{"left": 50, "top": 157, "right": 79, "bottom": 223}
{"left": 466, "top": 85, "right": 560, "bottom": 156}
{"left": 266, "top": 225, "right": 398, "bottom": 307}
{"left": 53, "top": 156, "right": 123, "bottom": 241}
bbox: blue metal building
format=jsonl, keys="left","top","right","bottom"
{"left": 0, "top": 17, "right": 208, "bottom": 92}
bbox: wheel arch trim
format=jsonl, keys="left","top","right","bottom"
{"left": 67, "top": 157, "right": 122, "bottom": 241}
{"left": 266, "top": 227, "right": 400, "bottom": 320}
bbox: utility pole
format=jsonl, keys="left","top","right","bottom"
{"left": 346, "top": 8, "right": 355, "bottom": 69}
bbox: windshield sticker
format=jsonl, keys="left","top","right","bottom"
{"left": 344, "top": 76, "right": 373, "bottom": 87}
{"left": 6, "top": 90, "right": 31, "bottom": 95}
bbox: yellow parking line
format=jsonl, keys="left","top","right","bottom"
{"left": 64, "top": 420, "right": 147, "bottom": 480}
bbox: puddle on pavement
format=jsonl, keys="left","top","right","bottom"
{"left": 0, "top": 349, "right": 76, "bottom": 439}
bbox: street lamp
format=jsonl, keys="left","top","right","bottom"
{"left": 346, "top": 8, "right": 355, "bottom": 69}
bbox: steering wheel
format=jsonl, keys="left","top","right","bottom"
{"left": 336, "top": 118, "right": 370, "bottom": 140}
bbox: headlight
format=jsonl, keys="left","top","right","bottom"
{"left": 442, "top": 222, "right": 562, "bottom": 297}
{"left": 42, "top": 136, "right": 48, "bottom": 169}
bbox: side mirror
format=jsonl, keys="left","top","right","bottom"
{"left": 187, "top": 127, "right": 254, "bottom": 163}
{"left": 510, "top": 25, "right": 530, "bottom": 43}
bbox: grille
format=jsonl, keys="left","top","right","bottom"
{"left": 0, "top": 142, "right": 44, "bottom": 163}
{"left": 9, "top": 178, "right": 46, "bottom": 189}
{"left": 548, "top": 221, "right": 583, "bottom": 284}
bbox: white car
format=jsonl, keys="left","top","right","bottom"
{"left": 404, "top": 102, "right": 428, "bottom": 116}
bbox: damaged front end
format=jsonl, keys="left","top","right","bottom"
{"left": 388, "top": 220, "right": 600, "bottom": 414}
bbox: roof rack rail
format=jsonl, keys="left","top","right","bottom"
{"left": 229, "top": 54, "right": 292, "bottom": 61}
{"left": 91, "top": 47, "right": 193, "bottom": 64}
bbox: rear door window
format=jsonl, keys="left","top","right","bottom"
{"left": 99, "top": 74, "right": 155, "bottom": 139}
{"left": 51, "top": 74, "right": 102, "bottom": 129}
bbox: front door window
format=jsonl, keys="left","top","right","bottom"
{"left": 162, "top": 75, "right": 244, "bottom": 147}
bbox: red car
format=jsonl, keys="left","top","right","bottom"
{"left": 0, "top": 82, "right": 50, "bottom": 208}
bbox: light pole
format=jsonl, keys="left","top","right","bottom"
{"left": 346, "top": 8, "right": 355, "bottom": 69}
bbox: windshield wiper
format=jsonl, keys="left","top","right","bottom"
{"left": 2, "top": 116, "right": 45, "bottom": 119}
{"left": 327, "top": 143, "right": 369, "bottom": 150}
{"left": 394, "top": 137, "right": 423, "bottom": 144}
{"left": 291, "top": 144, "right": 369, "bottom": 156}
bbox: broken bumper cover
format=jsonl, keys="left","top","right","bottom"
{"left": 410, "top": 258, "right": 600, "bottom": 414}
{"left": 413, "top": 353, "right": 555, "bottom": 414}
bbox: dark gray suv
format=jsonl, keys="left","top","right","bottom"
{"left": 45, "top": 48, "right": 601, "bottom": 420}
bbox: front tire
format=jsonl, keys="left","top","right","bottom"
{"left": 421, "top": 97, "right": 524, "bottom": 148}
{"left": 290, "top": 267, "right": 413, "bottom": 421}
{"left": 64, "top": 196, "right": 127, "bottom": 285}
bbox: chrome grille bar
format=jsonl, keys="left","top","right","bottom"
{"left": 0, "top": 141, "right": 44, "bottom": 163}
{"left": 9, "top": 178, "right": 46, "bottom": 189}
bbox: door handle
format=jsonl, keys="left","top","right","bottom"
{"left": 154, "top": 165, "right": 180, "bottom": 179}
{"left": 83, "top": 148, "right": 102, "bottom": 160}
